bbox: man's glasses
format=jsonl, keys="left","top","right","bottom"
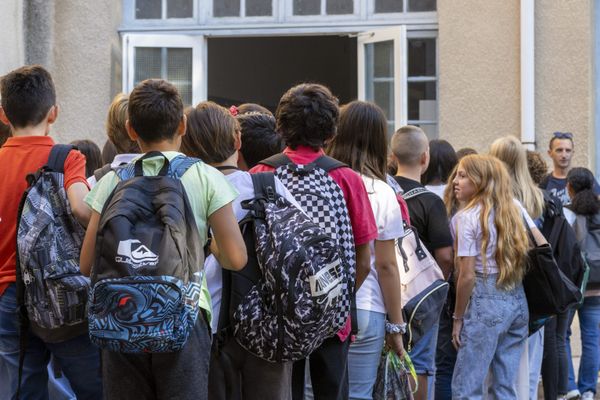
{"left": 553, "top": 131, "right": 573, "bottom": 139}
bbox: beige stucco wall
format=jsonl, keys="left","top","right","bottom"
{"left": 438, "top": 0, "right": 595, "bottom": 170}
{"left": 50, "top": 0, "right": 122, "bottom": 145}
{"left": 0, "top": 0, "right": 24, "bottom": 76}
{"left": 535, "top": 0, "right": 594, "bottom": 169}
{"left": 437, "top": 1, "right": 521, "bottom": 154}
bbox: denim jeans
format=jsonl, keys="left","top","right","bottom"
{"left": 452, "top": 274, "right": 528, "bottom": 400}
{"left": 0, "top": 284, "right": 101, "bottom": 400}
{"left": 566, "top": 296, "right": 600, "bottom": 395}
{"left": 528, "top": 327, "right": 544, "bottom": 400}
{"left": 541, "top": 310, "right": 570, "bottom": 399}
{"left": 435, "top": 300, "right": 456, "bottom": 400}
{"left": 348, "top": 309, "right": 386, "bottom": 399}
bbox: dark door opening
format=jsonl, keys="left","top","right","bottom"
{"left": 208, "top": 35, "right": 358, "bottom": 112}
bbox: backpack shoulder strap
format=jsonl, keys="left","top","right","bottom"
{"left": 402, "top": 186, "right": 431, "bottom": 200}
{"left": 93, "top": 163, "right": 114, "bottom": 182}
{"left": 46, "top": 144, "right": 76, "bottom": 173}
{"left": 313, "top": 155, "right": 347, "bottom": 172}
{"left": 260, "top": 153, "right": 292, "bottom": 169}
{"left": 251, "top": 172, "right": 278, "bottom": 202}
{"left": 168, "top": 155, "right": 201, "bottom": 179}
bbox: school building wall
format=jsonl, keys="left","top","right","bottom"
{"left": 438, "top": 0, "right": 595, "bottom": 169}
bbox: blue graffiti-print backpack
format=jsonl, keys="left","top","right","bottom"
{"left": 88, "top": 152, "right": 204, "bottom": 353}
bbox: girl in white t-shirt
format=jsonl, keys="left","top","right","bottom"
{"left": 327, "top": 101, "right": 405, "bottom": 399}
{"left": 449, "top": 154, "right": 541, "bottom": 399}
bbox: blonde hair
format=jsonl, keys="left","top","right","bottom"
{"left": 489, "top": 136, "right": 544, "bottom": 220}
{"left": 106, "top": 93, "right": 139, "bottom": 154}
{"left": 459, "top": 155, "right": 529, "bottom": 290}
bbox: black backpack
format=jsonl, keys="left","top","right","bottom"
{"left": 228, "top": 173, "right": 350, "bottom": 362}
{"left": 88, "top": 152, "right": 204, "bottom": 353}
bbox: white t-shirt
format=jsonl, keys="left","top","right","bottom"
{"left": 87, "top": 154, "right": 139, "bottom": 187}
{"left": 355, "top": 175, "right": 404, "bottom": 314}
{"left": 425, "top": 184, "right": 446, "bottom": 200}
{"left": 205, "top": 170, "right": 302, "bottom": 334}
{"left": 450, "top": 199, "right": 536, "bottom": 274}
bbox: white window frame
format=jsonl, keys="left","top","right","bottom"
{"left": 123, "top": 0, "right": 198, "bottom": 25}
{"left": 366, "top": 0, "right": 437, "bottom": 23}
{"left": 284, "top": 0, "right": 361, "bottom": 22}
{"left": 203, "top": 0, "right": 279, "bottom": 25}
{"left": 357, "top": 27, "right": 407, "bottom": 132}
{"left": 406, "top": 30, "right": 438, "bottom": 132}
{"left": 122, "top": 34, "right": 206, "bottom": 104}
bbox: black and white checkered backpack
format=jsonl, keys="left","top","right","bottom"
{"left": 260, "top": 154, "right": 357, "bottom": 328}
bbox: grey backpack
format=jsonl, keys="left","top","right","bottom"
{"left": 573, "top": 213, "right": 600, "bottom": 284}
{"left": 16, "top": 144, "right": 89, "bottom": 343}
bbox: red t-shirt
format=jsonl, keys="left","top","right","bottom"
{"left": 250, "top": 146, "right": 378, "bottom": 246}
{"left": 0, "top": 136, "right": 88, "bottom": 296}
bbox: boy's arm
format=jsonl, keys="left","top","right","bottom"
{"left": 208, "top": 203, "right": 247, "bottom": 271}
{"left": 80, "top": 211, "right": 100, "bottom": 276}
{"left": 67, "top": 182, "right": 91, "bottom": 227}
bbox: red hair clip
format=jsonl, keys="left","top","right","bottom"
{"left": 229, "top": 105, "right": 239, "bottom": 117}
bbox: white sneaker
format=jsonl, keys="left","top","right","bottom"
{"left": 566, "top": 390, "right": 582, "bottom": 400}
{"left": 581, "top": 391, "right": 594, "bottom": 400}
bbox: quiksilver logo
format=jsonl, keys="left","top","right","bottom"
{"left": 115, "top": 239, "right": 159, "bottom": 268}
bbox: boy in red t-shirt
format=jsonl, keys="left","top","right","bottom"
{"left": 251, "top": 83, "right": 377, "bottom": 400}
{"left": 0, "top": 65, "right": 101, "bottom": 399}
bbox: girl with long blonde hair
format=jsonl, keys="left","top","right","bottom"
{"left": 490, "top": 135, "right": 544, "bottom": 220}
{"left": 450, "top": 155, "right": 539, "bottom": 398}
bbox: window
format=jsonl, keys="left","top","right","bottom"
{"left": 373, "top": 0, "right": 436, "bottom": 14}
{"left": 135, "top": 0, "right": 194, "bottom": 19}
{"left": 124, "top": 35, "right": 205, "bottom": 106}
{"left": 407, "top": 36, "right": 437, "bottom": 138}
{"left": 292, "top": 0, "right": 354, "bottom": 16}
{"left": 213, "top": 0, "right": 273, "bottom": 17}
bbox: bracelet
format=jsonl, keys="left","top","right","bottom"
{"left": 385, "top": 321, "right": 407, "bottom": 334}
{"left": 452, "top": 314, "right": 464, "bottom": 321}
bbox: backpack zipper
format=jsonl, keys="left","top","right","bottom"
{"left": 405, "top": 281, "right": 449, "bottom": 352}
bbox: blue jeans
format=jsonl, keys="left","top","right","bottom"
{"left": 452, "top": 274, "right": 528, "bottom": 400}
{"left": 435, "top": 302, "right": 456, "bottom": 400}
{"left": 566, "top": 296, "right": 600, "bottom": 395}
{"left": 528, "top": 327, "right": 544, "bottom": 400}
{"left": 0, "top": 284, "right": 101, "bottom": 400}
{"left": 348, "top": 309, "right": 385, "bottom": 399}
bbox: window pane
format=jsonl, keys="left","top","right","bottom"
{"left": 214, "top": 0, "right": 240, "bottom": 17}
{"left": 167, "top": 48, "right": 193, "bottom": 105}
{"left": 408, "top": 39, "right": 436, "bottom": 77}
{"left": 294, "top": 0, "right": 320, "bottom": 15}
{"left": 408, "top": 0, "right": 436, "bottom": 12}
{"left": 167, "top": 0, "right": 193, "bottom": 18}
{"left": 134, "top": 47, "right": 162, "bottom": 84}
{"left": 415, "top": 123, "right": 438, "bottom": 139}
{"left": 136, "top": 0, "right": 162, "bottom": 19}
{"left": 365, "top": 41, "right": 395, "bottom": 137}
{"left": 375, "top": 0, "right": 403, "bottom": 13}
{"left": 408, "top": 81, "right": 436, "bottom": 121}
{"left": 246, "top": 0, "right": 272, "bottom": 16}
{"left": 326, "top": 0, "right": 353, "bottom": 15}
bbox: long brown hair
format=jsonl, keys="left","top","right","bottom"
{"left": 327, "top": 101, "right": 388, "bottom": 181}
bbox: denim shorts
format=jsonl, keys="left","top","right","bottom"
{"left": 408, "top": 322, "right": 439, "bottom": 376}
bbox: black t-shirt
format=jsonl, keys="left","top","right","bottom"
{"left": 393, "top": 176, "right": 453, "bottom": 254}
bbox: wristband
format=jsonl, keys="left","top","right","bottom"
{"left": 452, "top": 314, "right": 464, "bottom": 321}
{"left": 385, "top": 321, "right": 407, "bottom": 334}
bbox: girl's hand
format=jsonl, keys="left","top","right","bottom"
{"left": 452, "top": 319, "right": 463, "bottom": 350}
{"left": 385, "top": 332, "right": 405, "bottom": 358}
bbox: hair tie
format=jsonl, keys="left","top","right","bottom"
{"left": 229, "top": 105, "right": 239, "bottom": 117}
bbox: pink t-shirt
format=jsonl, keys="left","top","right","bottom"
{"left": 251, "top": 146, "right": 378, "bottom": 342}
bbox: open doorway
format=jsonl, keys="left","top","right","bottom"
{"left": 207, "top": 36, "right": 358, "bottom": 112}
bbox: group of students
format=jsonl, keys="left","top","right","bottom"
{"left": 0, "top": 64, "right": 598, "bottom": 400}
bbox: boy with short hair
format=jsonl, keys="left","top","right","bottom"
{"left": 0, "top": 65, "right": 100, "bottom": 399}
{"left": 80, "top": 79, "right": 247, "bottom": 399}
{"left": 251, "top": 83, "right": 377, "bottom": 400}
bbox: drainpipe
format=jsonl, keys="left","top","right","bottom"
{"left": 23, "top": 0, "right": 55, "bottom": 66}
{"left": 521, "top": 0, "right": 535, "bottom": 150}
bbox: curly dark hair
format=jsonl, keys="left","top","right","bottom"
{"left": 275, "top": 83, "right": 339, "bottom": 150}
{"left": 567, "top": 167, "right": 600, "bottom": 216}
